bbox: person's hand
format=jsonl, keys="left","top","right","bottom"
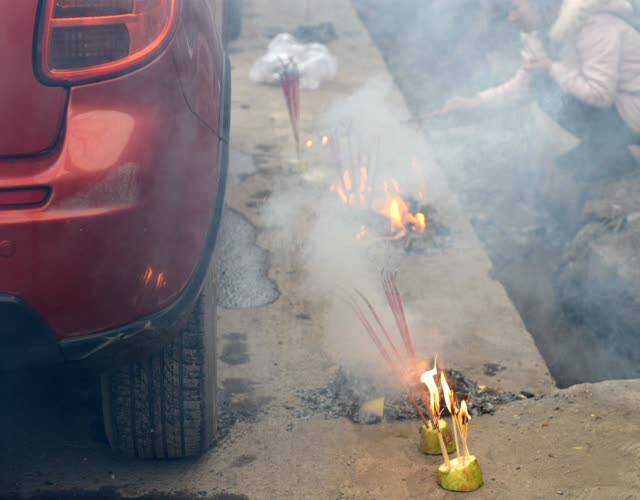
{"left": 406, "top": 96, "right": 482, "bottom": 126}
{"left": 439, "top": 96, "right": 482, "bottom": 115}
{"left": 524, "top": 57, "right": 552, "bottom": 73}
{"left": 410, "top": 96, "right": 480, "bottom": 123}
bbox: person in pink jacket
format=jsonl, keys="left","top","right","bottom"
{"left": 437, "top": 0, "right": 640, "bottom": 179}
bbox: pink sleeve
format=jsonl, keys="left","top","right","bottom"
{"left": 476, "top": 68, "right": 533, "bottom": 108}
{"left": 549, "top": 20, "right": 621, "bottom": 109}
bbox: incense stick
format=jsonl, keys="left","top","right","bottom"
{"left": 437, "top": 426, "right": 451, "bottom": 468}
{"left": 450, "top": 410, "right": 462, "bottom": 459}
{"left": 354, "top": 290, "right": 405, "bottom": 366}
{"left": 348, "top": 298, "right": 396, "bottom": 372}
{"left": 382, "top": 272, "right": 417, "bottom": 367}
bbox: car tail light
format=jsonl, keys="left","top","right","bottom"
{"left": 0, "top": 187, "right": 51, "bottom": 209}
{"left": 36, "top": 0, "right": 178, "bottom": 85}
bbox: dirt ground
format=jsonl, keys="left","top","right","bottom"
{"left": 2, "top": 1, "right": 640, "bottom": 499}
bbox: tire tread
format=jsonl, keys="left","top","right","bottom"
{"left": 102, "top": 271, "right": 217, "bottom": 459}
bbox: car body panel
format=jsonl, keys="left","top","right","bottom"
{"left": 0, "top": 1, "right": 67, "bottom": 157}
{"left": 173, "top": 0, "right": 225, "bottom": 132}
{"left": 0, "top": 0, "right": 226, "bottom": 341}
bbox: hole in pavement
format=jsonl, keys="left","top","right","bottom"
{"left": 213, "top": 208, "right": 280, "bottom": 309}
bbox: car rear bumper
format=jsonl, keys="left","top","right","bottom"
{"left": 0, "top": 44, "right": 223, "bottom": 341}
{"left": 0, "top": 51, "right": 230, "bottom": 373}
{"left": 1, "top": 204, "right": 214, "bottom": 374}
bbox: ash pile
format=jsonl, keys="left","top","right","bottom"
{"left": 296, "top": 368, "right": 532, "bottom": 424}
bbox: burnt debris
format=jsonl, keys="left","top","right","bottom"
{"left": 296, "top": 368, "right": 530, "bottom": 424}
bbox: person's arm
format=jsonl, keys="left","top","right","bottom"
{"left": 475, "top": 68, "right": 533, "bottom": 108}
{"left": 549, "top": 20, "right": 622, "bottom": 109}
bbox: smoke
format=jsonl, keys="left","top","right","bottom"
{"left": 263, "top": 79, "right": 454, "bottom": 385}
{"left": 263, "top": 0, "right": 640, "bottom": 389}
{"left": 351, "top": 0, "right": 640, "bottom": 387}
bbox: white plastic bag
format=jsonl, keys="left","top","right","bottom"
{"left": 250, "top": 33, "right": 337, "bottom": 90}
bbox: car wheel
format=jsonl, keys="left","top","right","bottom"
{"left": 223, "top": 0, "right": 242, "bottom": 44}
{"left": 100, "top": 268, "right": 218, "bottom": 459}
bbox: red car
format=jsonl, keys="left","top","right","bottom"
{"left": 0, "top": 0, "right": 234, "bottom": 459}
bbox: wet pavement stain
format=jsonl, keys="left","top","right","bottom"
{"left": 254, "top": 144, "right": 276, "bottom": 153}
{"left": 228, "top": 151, "right": 258, "bottom": 177}
{"left": 222, "top": 378, "right": 254, "bottom": 395}
{"left": 220, "top": 333, "right": 250, "bottom": 366}
{"left": 250, "top": 190, "right": 272, "bottom": 199}
{"left": 483, "top": 363, "right": 506, "bottom": 377}
{"left": 252, "top": 155, "right": 271, "bottom": 168}
{"left": 231, "top": 455, "right": 257, "bottom": 468}
{"left": 230, "top": 396, "right": 275, "bottom": 421}
{"left": 216, "top": 392, "right": 274, "bottom": 440}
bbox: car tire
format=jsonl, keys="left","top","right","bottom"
{"left": 223, "top": 0, "right": 242, "bottom": 44}
{"left": 100, "top": 267, "right": 218, "bottom": 459}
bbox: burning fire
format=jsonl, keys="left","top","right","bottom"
{"left": 350, "top": 273, "right": 483, "bottom": 490}
{"left": 418, "top": 358, "right": 474, "bottom": 469}
{"left": 420, "top": 359, "right": 441, "bottom": 423}
{"left": 324, "top": 135, "right": 428, "bottom": 240}
{"left": 329, "top": 167, "right": 428, "bottom": 239}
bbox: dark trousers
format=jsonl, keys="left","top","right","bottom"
{"left": 531, "top": 74, "right": 639, "bottom": 181}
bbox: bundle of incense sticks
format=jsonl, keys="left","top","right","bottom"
{"left": 280, "top": 57, "right": 300, "bottom": 152}
{"left": 348, "top": 271, "right": 429, "bottom": 424}
{"left": 349, "top": 274, "right": 483, "bottom": 492}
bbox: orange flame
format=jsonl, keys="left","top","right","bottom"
{"left": 356, "top": 225, "right": 369, "bottom": 240}
{"left": 343, "top": 171, "right": 353, "bottom": 192}
{"left": 460, "top": 400, "right": 471, "bottom": 425}
{"left": 441, "top": 371, "right": 453, "bottom": 415}
{"left": 383, "top": 196, "right": 428, "bottom": 236}
{"left": 328, "top": 155, "right": 429, "bottom": 239}
{"left": 420, "top": 358, "right": 441, "bottom": 420}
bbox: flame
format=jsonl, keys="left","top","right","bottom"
{"left": 459, "top": 400, "right": 471, "bottom": 425}
{"left": 322, "top": 135, "right": 330, "bottom": 146}
{"left": 343, "top": 170, "right": 354, "bottom": 193}
{"left": 306, "top": 139, "right": 314, "bottom": 149}
{"left": 328, "top": 152, "right": 429, "bottom": 239}
{"left": 383, "top": 196, "right": 428, "bottom": 235}
{"left": 356, "top": 225, "right": 369, "bottom": 240}
{"left": 330, "top": 181, "right": 348, "bottom": 205}
{"left": 420, "top": 358, "right": 441, "bottom": 419}
{"left": 388, "top": 197, "right": 404, "bottom": 231}
{"left": 441, "top": 372, "right": 453, "bottom": 415}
